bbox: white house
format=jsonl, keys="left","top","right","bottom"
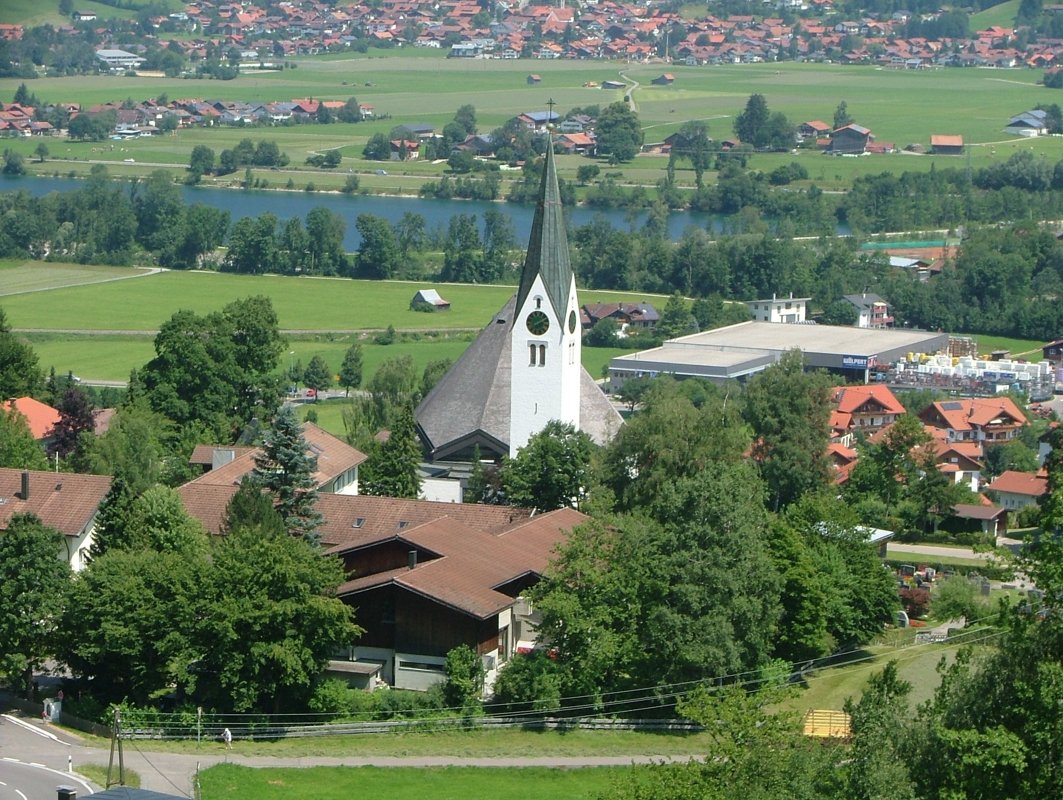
{"left": 745, "top": 294, "right": 810, "bottom": 323}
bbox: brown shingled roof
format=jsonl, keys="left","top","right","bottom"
{"left": 337, "top": 509, "right": 586, "bottom": 618}
{"left": 0, "top": 468, "right": 111, "bottom": 537}
{"left": 182, "top": 423, "right": 367, "bottom": 490}
{"left": 179, "top": 481, "right": 532, "bottom": 546}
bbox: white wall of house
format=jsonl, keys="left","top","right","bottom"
{"left": 63, "top": 520, "right": 96, "bottom": 573}
{"left": 744, "top": 297, "right": 807, "bottom": 324}
{"left": 994, "top": 491, "right": 1039, "bottom": 510}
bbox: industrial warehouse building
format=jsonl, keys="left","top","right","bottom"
{"left": 608, "top": 321, "right": 949, "bottom": 388}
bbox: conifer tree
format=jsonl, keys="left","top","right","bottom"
{"left": 223, "top": 475, "right": 286, "bottom": 537}
{"left": 361, "top": 403, "right": 421, "bottom": 498}
{"left": 89, "top": 475, "right": 137, "bottom": 558}
{"left": 253, "top": 405, "right": 323, "bottom": 544}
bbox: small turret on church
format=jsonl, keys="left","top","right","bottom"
{"left": 415, "top": 117, "right": 621, "bottom": 481}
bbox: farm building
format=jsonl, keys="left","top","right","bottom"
{"left": 1005, "top": 110, "right": 1048, "bottom": 137}
{"left": 931, "top": 134, "right": 964, "bottom": 155}
{"left": 410, "top": 289, "right": 451, "bottom": 311}
{"left": 651, "top": 73, "right": 675, "bottom": 85}
{"left": 829, "top": 124, "right": 872, "bottom": 154}
{"left": 526, "top": 74, "right": 541, "bottom": 84}
{"left": 798, "top": 120, "right": 832, "bottom": 138}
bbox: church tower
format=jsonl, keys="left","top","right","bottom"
{"left": 508, "top": 139, "right": 581, "bottom": 454}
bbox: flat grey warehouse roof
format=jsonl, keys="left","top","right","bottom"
{"left": 669, "top": 321, "right": 946, "bottom": 355}
{"left": 609, "top": 321, "right": 949, "bottom": 386}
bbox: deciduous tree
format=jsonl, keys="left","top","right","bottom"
{"left": 742, "top": 350, "right": 832, "bottom": 510}
{"left": 595, "top": 102, "right": 643, "bottom": 162}
{"left": 501, "top": 421, "right": 593, "bottom": 510}
{"left": 0, "top": 406, "right": 47, "bottom": 470}
{"left": 0, "top": 514, "right": 69, "bottom": 697}
{"left": 339, "top": 343, "right": 364, "bottom": 397}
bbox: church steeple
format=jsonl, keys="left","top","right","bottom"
{"left": 515, "top": 121, "right": 573, "bottom": 323}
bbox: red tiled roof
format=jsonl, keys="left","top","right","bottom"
{"left": 2, "top": 397, "right": 60, "bottom": 440}
{"left": 923, "top": 397, "right": 1027, "bottom": 432}
{"left": 986, "top": 470, "right": 1048, "bottom": 498}
{"left": 180, "top": 481, "right": 532, "bottom": 546}
{"left": 0, "top": 468, "right": 111, "bottom": 537}
{"left": 831, "top": 384, "right": 905, "bottom": 415}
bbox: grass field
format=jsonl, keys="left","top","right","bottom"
{"left": 25, "top": 332, "right": 626, "bottom": 387}
{"left": 970, "top": 0, "right": 1020, "bottom": 30}
{"left": 3, "top": 58, "right": 1063, "bottom": 193}
{"left": 0, "top": 266, "right": 662, "bottom": 330}
{"left": 0, "top": 264, "right": 658, "bottom": 382}
{"left": 199, "top": 764, "right": 623, "bottom": 800}
{"left": 0, "top": 0, "right": 179, "bottom": 26}
{"left": 0, "top": 261, "right": 155, "bottom": 296}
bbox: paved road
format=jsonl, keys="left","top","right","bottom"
{"left": 0, "top": 712, "right": 699, "bottom": 798}
{"left": 0, "top": 716, "right": 94, "bottom": 800}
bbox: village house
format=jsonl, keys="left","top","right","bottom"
{"left": 580, "top": 301, "right": 659, "bottom": 332}
{"left": 0, "top": 468, "right": 111, "bottom": 572}
{"left": 178, "top": 477, "right": 580, "bottom": 694}
{"left": 842, "top": 293, "right": 893, "bottom": 328}
{"left": 986, "top": 469, "right": 1048, "bottom": 511}
{"left": 410, "top": 289, "right": 451, "bottom": 311}
{"left": 745, "top": 294, "right": 809, "bottom": 324}
{"left": 1005, "top": 109, "right": 1049, "bottom": 137}
{"left": 2, "top": 397, "right": 60, "bottom": 446}
{"left": 930, "top": 134, "right": 964, "bottom": 155}
{"left": 829, "top": 384, "right": 905, "bottom": 441}
{"left": 919, "top": 397, "right": 1028, "bottom": 445}
{"left": 184, "top": 423, "right": 367, "bottom": 496}
{"left": 829, "top": 123, "right": 873, "bottom": 155}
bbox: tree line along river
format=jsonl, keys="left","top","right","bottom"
{"left": 3, "top": 174, "right": 742, "bottom": 251}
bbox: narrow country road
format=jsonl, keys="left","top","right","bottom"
{"left": 0, "top": 712, "right": 698, "bottom": 798}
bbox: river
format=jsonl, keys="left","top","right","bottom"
{"left": 1, "top": 175, "right": 728, "bottom": 251}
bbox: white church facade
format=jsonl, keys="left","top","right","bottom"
{"left": 415, "top": 142, "right": 621, "bottom": 500}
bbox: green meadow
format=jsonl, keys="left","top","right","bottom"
{"left": 3, "top": 264, "right": 655, "bottom": 382}
{"left": 970, "top": 0, "right": 1020, "bottom": 30}
{"left": 0, "top": 0, "right": 180, "bottom": 26}
{"left": 198, "top": 765, "right": 626, "bottom": 800}
{"left": 3, "top": 58, "right": 1063, "bottom": 192}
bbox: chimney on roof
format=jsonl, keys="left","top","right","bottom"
{"left": 20, "top": 470, "right": 29, "bottom": 500}
{"left": 408, "top": 550, "right": 417, "bottom": 570}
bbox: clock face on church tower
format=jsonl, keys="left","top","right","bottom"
{"left": 526, "top": 310, "right": 550, "bottom": 336}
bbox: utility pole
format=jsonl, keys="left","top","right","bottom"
{"left": 106, "top": 707, "right": 125, "bottom": 788}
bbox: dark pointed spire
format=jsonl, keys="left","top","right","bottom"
{"left": 515, "top": 113, "right": 573, "bottom": 322}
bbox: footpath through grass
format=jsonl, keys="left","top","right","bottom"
{"left": 199, "top": 764, "right": 626, "bottom": 800}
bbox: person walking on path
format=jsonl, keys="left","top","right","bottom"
{"left": 222, "top": 728, "right": 232, "bottom": 750}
